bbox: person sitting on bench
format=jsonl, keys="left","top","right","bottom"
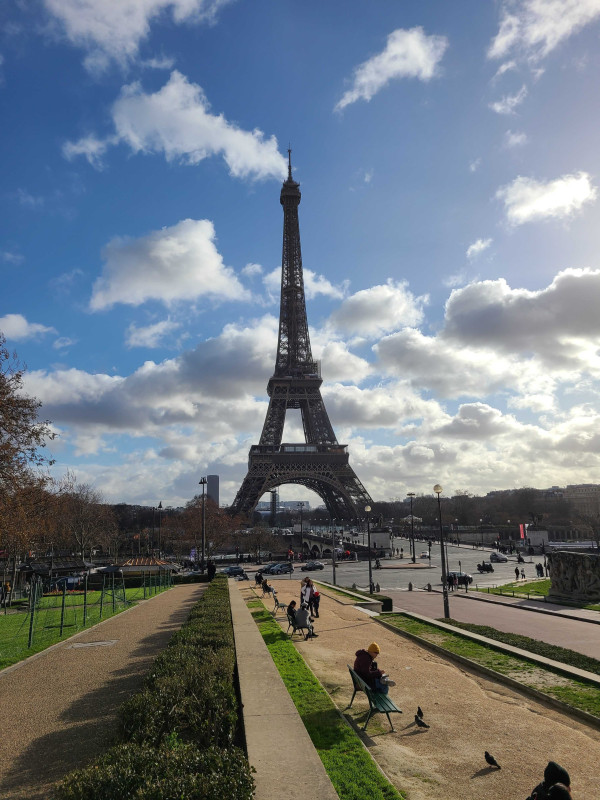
{"left": 295, "top": 602, "right": 318, "bottom": 638}
{"left": 287, "top": 599, "right": 297, "bottom": 619}
{"left": 353, "top": 642, "right": 395, "bottom": 693}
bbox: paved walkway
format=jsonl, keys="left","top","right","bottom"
{"left": 260, "top": 578, "right": 600, "bottom": 800}
{"left": 386, "top": 589, "right": 600, "bottom": 659}
{"left": 0, "top": 584, "right": 206, "bottom": 800}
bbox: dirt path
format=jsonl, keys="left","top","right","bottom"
{"left": 260, "top": 580, "right": 600, "bottom": 800}
{"left": 0, "top": 584, "right": 205, "bottom": 800}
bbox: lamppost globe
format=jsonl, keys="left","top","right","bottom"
{"left": 365, "top": 505, "right": 371, "bottom": 513}
{"left": 433, "top": 484, "right": 442, "bottom": 495}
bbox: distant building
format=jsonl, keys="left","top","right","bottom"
{"left": 564, "top": 484, "right": 600, "bottom": 517}
{"left": 207, "top": 475, "right": 219, "bottom": 507}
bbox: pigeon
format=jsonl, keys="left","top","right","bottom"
{"left": 417, "top": 706, "right": 424, "bottom": 719}
{"left": 414, "top": 714, "right": 430, "bottom": 728}
{"left": 484, "top": 751, "right": 501, "bottom": 769}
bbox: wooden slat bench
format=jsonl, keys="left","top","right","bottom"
{"left": 347, "top": 665, "right": 402, "bottom": 731}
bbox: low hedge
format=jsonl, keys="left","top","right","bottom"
{"left": 53, "top": 742, "right": 254, "bottom": 800}
{"left": 54, "top": 576, "right": 254, "bottom": 800}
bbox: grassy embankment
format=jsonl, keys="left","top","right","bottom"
{"left": 384, "top": 614, "right": 600, "bottom": 718}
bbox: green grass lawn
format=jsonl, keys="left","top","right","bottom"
{"left": 0, "top": 584, "right": 171, "bottom": 670}
{"left": 384, "top": 614, "right": 600, "bottom": 718}
{"left": 248, "top": 599, "right": 405, "bottom": 800}
{"left": 476, "top": 578, "right": 600, "bottom": 610}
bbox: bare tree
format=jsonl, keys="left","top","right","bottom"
{"left": 53, "top": 474, "right": 115, "bottom": 559}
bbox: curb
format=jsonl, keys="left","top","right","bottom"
{"left": 376, "top": 613, "right": 600, "bottom": 732}
{"left": 428, "top": 587, "right": 600, "bottom": 626}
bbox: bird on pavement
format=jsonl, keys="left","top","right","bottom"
{"left": 417, "top": 706, "right": 424, "bottom": 719}
{"left": 485, "top": 751, "right": 501, "bottom": 769}
{"left": 414, "top": 714, "right": 430, "bottom": 728}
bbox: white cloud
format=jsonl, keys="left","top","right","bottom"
{"left": 90, "top": 218, "right": 250, "bottom": 310}
{"left": 466, "top": 238, "right": 492, "bottom": 260}
{"left": 65, "top": 71, "right": 286, "bottom": 181}
{"left": 488, "top": 84, "right": 528, "bottom": 114}
{"left": 328, "top": 280, "right": 427, "bottom": 338}
{"left": 504, "top": 129, "right": 528, "bottom": 148}
{"left": 492, "top": 59, "right": 517, "bottom": 80}
{"left": 241, "top": 263, "right": 263, "bottom": 277}
{"left": 62, "top": 134, "right": 112, "bottom": 170}
{"left": 263, "top": 267, "right": 346, "bottom": 302}
{"left": 469, "top": 158, "right": 482, "bottom": 173}
{"left": 53, "top": 336, "right": 76, "bottom": 350}
{"left": 443, "top": 268, "right": 600, "bottom": 372}
{"left": 1, "top": 251, "right": 24, "bottom": 265}
{"left": 488, "top": 0, "right": 600, "bottom": 62}
{"left": 496, "top": 171, "right": 597, "bottom": 225}
{"left": 17, "top": 188, "right": 44, "bottom": 208}
{"left": 44, "top": 0, "right": 234, "bottom": 71}
{"left": 125, "top": 319, "right": 181, "bottom": 348}
{"left": 0, "top": 313, "right": 56, "bottom": 340}
{"left": 335, "top": 27, "right": 448, "bottom": 111}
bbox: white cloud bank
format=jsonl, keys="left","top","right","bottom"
{"left": 64, "top": 71, "right": 287, "bottom": 182}
{"left": 44, "top": 0, "right": 234, "bottom": 71}
{"left": 335, "top": 27, "right": 448, "bottom": 111}
{"left": 26, "top": 268, "right": 600, "bottom": 504}
{"left": 496, "top": 171, "right": 597, "bottom": 225}
{"left": 489, "top": 0, "right": 600, "bottom": 62}
{"left": 90, "top": 218, "right": 250, "bottom": 310}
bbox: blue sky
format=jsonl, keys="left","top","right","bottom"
{"left": 3, "top": 0, "right": 600, "bottom": 508}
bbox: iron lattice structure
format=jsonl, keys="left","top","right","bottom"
{"left": 230, "top": 154, "right": 372, "bottom": 520}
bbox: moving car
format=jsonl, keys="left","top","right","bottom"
{"left": 259, "top": 563, "right": 281, "bottom": 574}
{"left": 443, "top": 570, "right": 473, "bottom": 586}
{"left": 419, "top": 551, "right": 429, "bottom": 559}
{"left": 300, "top": 561, "right": 324, "bottom": 571}
{"left": 490, "top": 552, "right": 508, "bottom": 563}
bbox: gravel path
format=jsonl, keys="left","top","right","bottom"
{"left": 0, "top": 583, "right": 206, "bottom": 800}
{"left": 261, "top": 579, "right": 600, "bottom": 800}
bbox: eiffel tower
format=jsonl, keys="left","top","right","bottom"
{"left": 230, "top": 152, "right": 372, "bottom": 520}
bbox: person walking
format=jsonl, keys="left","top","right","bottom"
{"left": 300, "top": 577, "right": 314, "bottom": 606}
{"left": 353, "top": 642, "right": 395, "bottom": 694}
{"left": 515, "top": 566, "right": 520, "bottom": 581}
{"left": 309, "top": 589, "right": 320, "bottom": 618}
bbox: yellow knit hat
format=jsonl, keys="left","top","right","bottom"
{"left": 367, "top": 642, "right": 380, "bottom": 654}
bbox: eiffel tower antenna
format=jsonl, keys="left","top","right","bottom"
{"left": 230, "top": 153, "right": 372, "bottom": 520}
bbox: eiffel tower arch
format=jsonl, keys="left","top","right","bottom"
{"left": 230, "top": 153, "right": 372, "bottom": 521}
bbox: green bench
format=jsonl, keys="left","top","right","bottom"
{"left": 347, "top": 665, "right": 402, "bottom": 731}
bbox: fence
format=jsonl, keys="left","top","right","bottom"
{"left": 0, "top": 570, "right": 173, "bottom": 671}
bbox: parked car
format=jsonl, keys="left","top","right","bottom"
{"left": 300, "top": 561, "right": 324, "bottom": 571}
{"left": 490, "top": 552, "right": 508, "bottom": 563}
{"left": 48, "top": 576, "right": 81, "bottom": 591}
{"left": 443, "top": 570, "right": 473, "bottom": 586}
{"left": 271, "top": 563, "right": 294, "bottom": 574}
{"left": 220, "top": 565, "right": 246, "bottom": 576}
{"left": 259, "top": 563, "right": 281, "bottom": 574}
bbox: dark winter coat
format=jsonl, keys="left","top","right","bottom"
{"left": 353, "top": 649, "right": 384, "bottom": 689}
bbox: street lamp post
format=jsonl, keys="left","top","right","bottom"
{"left": 331, "top": 515, "right": 337, "bottom": 586}
{"left": 199, "top": 477, "right": 207, "bottom": 571}
{"left": 157, "top": 501, "right": 163, "bottom": 557}
{"left": 297, "top": 502, "right": 304, "bottom": 538}
{"left": 434, "top": 484, "right": 450, "bottom": 618}
{"left": 365, "top": 504, "right": 373, "bottom": 594}
{"left": 407, "top": 492, "right": 416, "bottom": 563}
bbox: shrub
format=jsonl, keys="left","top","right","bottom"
{"left": 53, "top": 743, "right": 254, "bottom": 800}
